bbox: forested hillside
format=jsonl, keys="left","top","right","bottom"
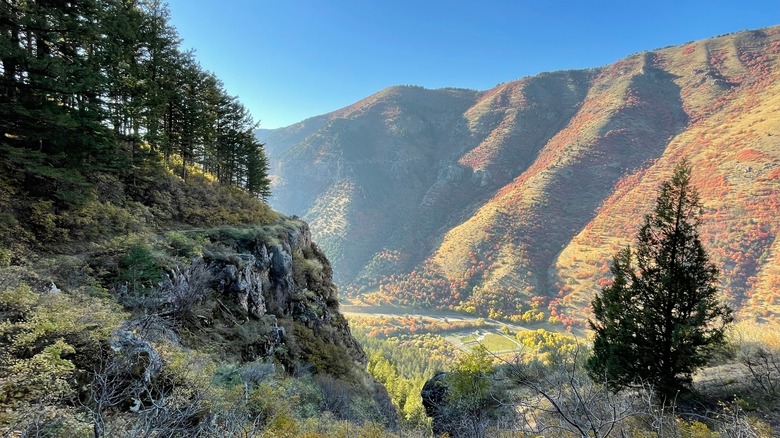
{"left": 0, "top": 2, "right": 397, "bottom": 436}
{"left": 1, "top": 0, "right": 272, "bottom": 255}
{"left": 261, "top": 26, "right": 780, "bottom": 326}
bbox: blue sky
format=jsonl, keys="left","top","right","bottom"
{"left": 166, "top": 1, "right": 778, "bottom": 129}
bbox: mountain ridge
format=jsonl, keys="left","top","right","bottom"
{"left": 260, "top": 25, "right": 780, "bottom": 324}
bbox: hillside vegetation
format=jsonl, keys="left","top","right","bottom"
{"left": 3, "top": 1, "right": 780, "bottom": 435}
{"left": 1, "top": 0, "right": 272, "bottom": 258}
{"left": 261, "top": 26, "right": 780, "bottom": 326}
{"left": 0, "top": 1, "right": 395, "bottom": 436}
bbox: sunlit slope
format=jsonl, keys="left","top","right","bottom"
{"left": 432, "top": 51, "right": 689, "bottom": 308}
{"left": 458, "top": 70, "right": 593, "bottom": 182}
{"left": 263, "top": 27, "right": 780, "bottom": 322}
{"left": 553, "top": 28, "right": 780, "bottom": 320}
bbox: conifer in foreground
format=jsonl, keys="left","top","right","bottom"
{"left": 587, "top": 160, "right": 733, "bottom": 397}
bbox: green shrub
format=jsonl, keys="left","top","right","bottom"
{"left": 40, "top": 255, "right": 108, "bottom": 297}
{"left": 0, "top": 283, "right": 37, "bottom": 319}
{"left": 1, "top": 405, "right": 92, "bottom": 438}
{"left": 0, "top": 246, "right": 11, "bottom": 267}
{"left": 0, "top": 288, "right": 126, "bottom": 405}
{"left": 166, "top": 231, "right": 205, "bottom": 258}
{"left": 4, "top": 338, "right": 77, "bottom": 402}
{"left": 292, "top": 322, "right": 353, "bottom": 378}
{"left": 118, "top": 243, "right": 160, "bottom": 293}
{"left": 29, "top": 199, "right": 61, "bottom": 241}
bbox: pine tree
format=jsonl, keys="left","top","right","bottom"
{"left": 245, "top": 141, "right": 272, "bottom": 201}
{"left": 1, "top": 0, "right": 271, "bottom": 205}
{"left": 586, "top": 160, "right": 733, "bottom": 397}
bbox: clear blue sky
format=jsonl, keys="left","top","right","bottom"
{"left": 166, "top": 0, "right": 778, "bottom": 129}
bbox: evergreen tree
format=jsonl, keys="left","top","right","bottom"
{"left": 245, "top": 140, "right": 272, "bottom": 201}
{"left": 586, "top": 161, "right": 733, "bottom": 397}
{"left": 0, "top": 0, "right": 271, "bottom": 205}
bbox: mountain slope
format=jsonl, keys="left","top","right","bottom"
{"left": 261, "top": 26, "right": 780, "bottom": 324}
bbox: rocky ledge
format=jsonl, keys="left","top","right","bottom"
{"left": 115, "top": 217, "right": 366, "bottom": 376}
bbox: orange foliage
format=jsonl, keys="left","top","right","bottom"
{"left": 736, "top": 149, "right": 769, "bottom": 161}
{"left": 765, "top": 168, "right": 780, "bottom": 180}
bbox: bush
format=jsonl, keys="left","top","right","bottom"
{"left": 118, "top": 243, "right": 160, "bottom": 294}
{"left": 29, "top": 199, "right": 61, "bottom": 241}
{"left": 0, "top": 246, "right": 11, "bottom": 267}
{"left": 292, "top": 322, "right": 353, "bottom": 378}
{"left": 159, "top": 258, "right": 212, "bottom": 323}
{"left": 0, "top": 286, "right": 126, "bottom": 406}
{"left": 166, "top": 231, "right": 205, "bottom": 258}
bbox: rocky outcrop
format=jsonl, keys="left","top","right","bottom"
{"left": 421, "top": 372, "right": 450, "bottom": 436}
{"left": 201, "top": 218, "right": 366, "bottom": 370}
{"left": 118, "top": 217, "right": 365, "bottom": 377}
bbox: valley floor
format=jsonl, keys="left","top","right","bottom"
{"left": 342, "top": 302, "right": 585, "bottom": 356}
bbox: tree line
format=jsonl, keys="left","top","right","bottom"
{"left": 0, "top": 0, "right": 270, "bottom": 200}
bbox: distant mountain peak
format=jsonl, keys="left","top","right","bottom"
{"left": 263, "top": 25, "right": 780, "bottom": 325}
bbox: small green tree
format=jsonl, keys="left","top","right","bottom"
{"left": 587, "top": 161, "right": 732, "bottom": 398}
{"left": 445, "top": 346, "right": 500, "bottom": 438}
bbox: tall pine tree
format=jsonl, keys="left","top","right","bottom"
{"left": 586, "top": 160, "right": 732, "bottom": 398}
{"left": 1, "top": 0, "right": 271, "bottom": 202}
{"left": 245, "top": 140, "right": 272, "bottom": 201}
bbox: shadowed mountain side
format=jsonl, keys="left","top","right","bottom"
{"left": 430, "top": 51, "right": 688, "bottom": 313}
{"left": 261, "top": 26, "right": 780, "bottom": 324}
{"left": 260, "top": 86, "right": 481, "bottom": 282}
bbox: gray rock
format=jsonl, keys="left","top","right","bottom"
{"left": 109, "top": 329, "right": 163, "bottom": 385}
{"left": 270, "top": 244, "right": 292, "bottom": 278}
{"left": 421, "top": 372, "right": 450, "bottom": 436}
{"left": 255, "top": 245, "right": 271, "bottom": 271}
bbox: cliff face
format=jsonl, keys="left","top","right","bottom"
{"left": 197, "top": 219, "right": 366, "bottom": 370}
{"left": 0, "top": 215, "right": 394, "bottom": 435}
{"left": 104, "top": 218, "right": 367, "bottom": 378}
{"left": 260, "top": 26, "right": 780, "bottom": 322}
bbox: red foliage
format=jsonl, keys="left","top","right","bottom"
{"left": 736, "top": 149, "right": 769, "bottom": 162}
{"left": 765, "top": 168, "right": 780, "bottom": 180}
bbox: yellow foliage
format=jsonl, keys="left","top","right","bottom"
{"left": 0, "top": 283, "right": 37, "bottom": 314}
{"left": 731, "top": 320, "right": 780, "bottom": 350}
{"left": 516, "top": 329, "right": 579, "bottom": 366}
{"left": 165, "top": 155, "right": 219, "bottom": 184}
{"left": 9, "top": 290, "right": 126, "bottom": 348}
{"left": 155, "top": 341, "right": 217, "bottom": 389}
{"left": 3, "top": 338, "right": 76, "bottom": 402}
{"left": 677, "top": 419, "right": 717, "bottom": 438}
{"left": 262, "top": 412, "right": 300, "bottom": 438}
{"left": 0, "top": 286, "right": 127, "bottom": 404}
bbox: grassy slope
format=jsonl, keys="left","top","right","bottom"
{"left": 553, "top": 28, "right": 780, "bottom": 319}
{"left": 264, "top": 26, "right": 780, "bottom": 324}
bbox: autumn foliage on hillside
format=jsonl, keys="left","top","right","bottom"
{"left": 267, "top": 27, "right": 780, "bottom": 325}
